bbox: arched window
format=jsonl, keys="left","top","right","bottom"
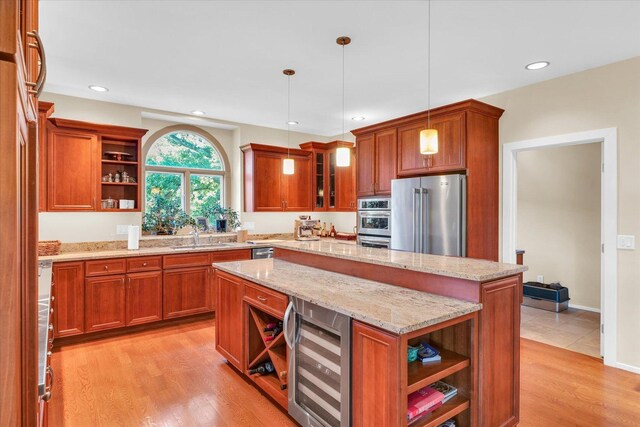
{"left": 144, "top": 128, "right": 227, "bottom": 217}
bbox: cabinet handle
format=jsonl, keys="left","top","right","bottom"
{"left": 48, "top": 324, "right": 53, "bottom": 332}
{"left": 51, "top": 295, "right": 55, "bottom": 302}
{"left": 50, "top": 307, "right": 54, "bottom": 314}
{"left": 142, "top": 262, "right": 148, "bottom": 267}
{"left": 257, "top": 296, "right": 267, "bottom": 302}
{"left": 127, "top": 277, "right": 131, "bottom": 289}
{"left": 26, "top": 31, "right": 47, "bottom": 97}
{"left": 104, "top": 265, "right": 109, "bottom": 270}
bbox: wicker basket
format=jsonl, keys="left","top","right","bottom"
{"left": 38, "top": 240, "right": 61, "bottom": 256}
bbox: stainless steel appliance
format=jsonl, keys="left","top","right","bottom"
{"left": 356, "top": 197, "right": 391, "bottom": 242}
{"left": 285, "top": 297, "right": 351, "bottom": 427}
{"left": 391, "top": 174, "right": 466, "bottom": 256}
{"left": 357, "top": 235, "right": 391, "bottom": 249}
{"left": 251, "top": 247, "right": 274, "bottom": 259}
{"left": 295, "top": 217, "right": 321, "bottom": 241}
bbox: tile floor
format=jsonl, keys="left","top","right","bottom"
{"left": 520, "top": 305, "right": 601, "bottom": 358}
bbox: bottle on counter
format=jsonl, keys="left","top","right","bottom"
{"left": 329, "top": 224, "right": 336, "bottom": 238}
{"left": 321, "top": 222, "right": 327, "bottom": 237}
{"left": 248, "top": 361, "right": 275, "bottom": 375}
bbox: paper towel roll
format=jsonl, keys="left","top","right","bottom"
{"left": 128, "top": 225, "right": 140, "bottom": 250}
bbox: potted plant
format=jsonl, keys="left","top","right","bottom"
{"left": 143, "top": 194, "right": 195, "bottom": 235}
{"left": 202, "top": 202, "right": 241, "bottom": 233}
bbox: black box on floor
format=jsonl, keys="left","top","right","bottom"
{"left": 522, "top": 282, "right": 570, "bottom": 312}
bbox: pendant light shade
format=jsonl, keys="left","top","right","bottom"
{"left": 283, "top": 68, "right": 295, "bottom": 175}
{"left": 283, "top": 157, "right": 295, "bottom": 175}
{"left": 336, "top": 146, "right": 351, "bottom": 167}
{"left": 421, "top": 0, "right": 439, "bottom": 156}
{"left": 337, "top": 36, "right": 351, "bottom": 167}
{"left": 419, "top": 128, "right": 438, "bottom": 155}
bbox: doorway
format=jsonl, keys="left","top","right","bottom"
{"left": 502, "top": 128, "right": 618, "bottom": 367}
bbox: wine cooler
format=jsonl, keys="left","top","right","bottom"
{"left": 285, "top": 297, "right": 351, "bottom": 427}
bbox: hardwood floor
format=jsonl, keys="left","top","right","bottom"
{"left": 49, "top": 319, "right": 640, "bottom": 426}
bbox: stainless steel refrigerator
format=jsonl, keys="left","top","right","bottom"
{"left": 391, "top": 174, "right": 466, "bottom": 256}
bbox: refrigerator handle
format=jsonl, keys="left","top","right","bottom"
{"left": 413, "top": 188, "right": 421, "bottom": 252}
{"left": 421, "top": 189, "right": 429, "bottom": 254}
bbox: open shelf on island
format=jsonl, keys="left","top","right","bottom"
{"left": 407, "top": 348, "right": 470, "bottom": 394}
{"left": 408, "top": 395, "right": 469, "bottom": 427}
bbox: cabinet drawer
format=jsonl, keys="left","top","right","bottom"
{"left": 163, "top": 252, "right": 211, "bottom": 269}
{"left": 85, "top": 258, "right": 126, "bottom": 276}
{"left": 244, "top": 282, "right": 288, "bottom": 316}
{"left": 127, "top": 256, "right": 162, "bottom": 272}
{"left": 210, "top": 249, "right": 252, "bottom": 263}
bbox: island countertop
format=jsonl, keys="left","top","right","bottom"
{"left": 214, "top": 258, "right": 481, "bottom": 335}
{"left": 274, "top": 240, "right": 527, "bottom": 282}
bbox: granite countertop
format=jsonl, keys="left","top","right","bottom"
{"left": 214, "top": 258, "right": 481, "bottom": 335}
{"left": 274, "top": 240, "right": 527, "bottom": 282}
{"left": 37, "top": 260, "right": 53, "bottom": 396}
{"left": 40, "top": 242, "right": 272, "bottom": 262}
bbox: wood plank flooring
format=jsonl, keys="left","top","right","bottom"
{"left": 49, "top": 319, "right": 640, "bottom": 426}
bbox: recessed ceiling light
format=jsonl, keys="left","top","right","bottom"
{"left": 191, "top": 110, "right": 206, "bottom": 116}
{"left": 525, "top": 61, "right": 550, "bottom": 70}
{"left": 88, "top": 85, "right": 109, "bottom": 92}
{"left": 287, "top": 121, "right": 298, "bottom": 125}
{"left": 351, "top": 116, "right": 366, "bottom": 121}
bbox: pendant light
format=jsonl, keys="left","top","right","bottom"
{"left": 283, "top": 69, "right": 295, "bottom": 175}
{"left": 336, "top": 36, "right": 351, "bottom": 167}
{"left": 419, "top": 0, "right": 438, "bottom": 155}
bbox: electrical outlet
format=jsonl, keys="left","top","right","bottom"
{"left": 536, "top": 275, "right": 544, "bottom": 283}
{"left": 116, "top": 225, "right": 129, "bottom": 235}
{"left": 617, "top": 235, "right": 636, "bottom": 250}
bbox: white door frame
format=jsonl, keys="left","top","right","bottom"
{"left": 502, "top": 128, "right": 618, "bottom": 367}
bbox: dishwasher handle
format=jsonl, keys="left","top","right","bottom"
{"left": 283, "top": 300, "right": 295, "bottom": 349}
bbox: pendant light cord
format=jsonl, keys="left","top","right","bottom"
{"left": 287, "top": 73, "right": 291, "bottom": 157}
{"left": 342, "top": 42, "right": 345, "bottom": 141}
{"left": 427, "top": 0, "right": 431, "bottom": 129}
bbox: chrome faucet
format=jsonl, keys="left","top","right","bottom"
{"left": 190, "top": 226, "right": 200, "bottom": 246}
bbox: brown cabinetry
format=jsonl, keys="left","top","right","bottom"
{"left": 242, "top": 143, "right": 313, "bottom": 212}
{"left": 300, "top": 141, "right": 356, "bottom": 211}
{"left": 215, "top": 270, "right": 245, "bottom": 370}
{"left": 126, "top": 271, "right": 163, "bottom": 326}
{"left": 37, "top": 101, "right": 54, "bottom": 211}
{"left": 47, "top": 127, "right": 98, "bottom": 211}
{"left": 355, "top": 130, "right": 397, "bottom": 197}
{"left": 52, "top": 261, "right": 85, "bottom": 338}
{"left": 43, "top": 118, "right": 147, "bottom": 212}
{"left": 352, "top": 100, "right": 504, "bottom": 261}
{"left": 85, "top": 275, "right": 127, "bottom": 332}
{"left": 163, "top": 267, "right": 212, "bottom": 319}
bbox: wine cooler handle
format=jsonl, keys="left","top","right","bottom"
{"left": 283, "top": 300, "right": 294, "bottom": 350}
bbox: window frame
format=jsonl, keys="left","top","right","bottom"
{"left": 142, "top": 125, "right": 230, "bottom": 215}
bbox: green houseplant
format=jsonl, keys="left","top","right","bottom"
{"left": 143, "top": 194, "right": 195, "bottom": 235}
{"left": 201, "top": 201, "right": 241, "bottom": 233}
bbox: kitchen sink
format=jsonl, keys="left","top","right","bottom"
{"left": 171, "top": 243, "right": 231, "bottom": 250}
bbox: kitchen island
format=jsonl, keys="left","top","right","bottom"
{"left": 213, "top": 242, "right": 526, "bottom": 427}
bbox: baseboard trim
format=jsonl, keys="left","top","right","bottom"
{"left": 615, "top": 362, "right": 640, "bottom": 375}
{"left": 568, "top": 303, "right": 601, "bottom": 313}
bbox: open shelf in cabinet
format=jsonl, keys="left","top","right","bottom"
{"left": 99, "top": 136, "right": 141, "bottom": 211}
{"left": 245, "top": 305, "right": 288, "bottom": 409}
{"left": 408, "top": 395, "right": 469, "bottom": 427}
{"left": 403, "top": 313, "right": 476, "bottom": 427}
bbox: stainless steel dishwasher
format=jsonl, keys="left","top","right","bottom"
{"left": 251, "top": 247, "right": 274, "bottom": 259}
{"left": 284, "top": 297, "right": 351, "bottom": 427}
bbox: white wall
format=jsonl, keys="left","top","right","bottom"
{"left": 38, "top": 92, "right": 357, "bottom": 241}
{"left": 517, "top": 143, "right": 601, "bottom": 310}
{"left": 481, "top": 56, "right": 640, "bottom": 370}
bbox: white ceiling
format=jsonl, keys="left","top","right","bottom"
{"left": 40, "top": 1, "right": 640, "bottom": 136}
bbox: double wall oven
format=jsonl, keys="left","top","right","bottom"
{"left": 356, "top": 198, "right": 391, "bottom": 248}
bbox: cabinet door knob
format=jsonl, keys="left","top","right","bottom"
{"left": 104, "top": 265, "right": 109, "bottom": 270}
{"left": 257, "top": 296, "right": 267, "bottom": 302}
{"left": 142, "top": 262, "right": 148, "bottom": 267}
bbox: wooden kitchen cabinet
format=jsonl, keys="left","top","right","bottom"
{"left": 355, "top": 130, "right": 397, "bottom": 197}
{"left": 38, "top": 101, "right": 54, "bottom": 211}
{"left": 52, "top": 261, "right": 85, "bottom": 337}
{"left": 300, "top": 141, "right": 356, "bottom": 211}
{"left": 163, "top": 266, "right": 212, "bottom": 319}
{"left": 85, "top": 275, "right": 127, "bottom": 332}
{"left": 242, "top": 143, "right": 313, "bottom": 212}
{"left": 47, "top": 126, "right": 98, "bottom": 211}
{"left": 397, "top": 112, "right": 465, "bottom": 176}
{"left": 215, "top": 270, "right": 245, "bottom": 370}
{"left": 126, "top": 271, "right": 163, "bottom": 326}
